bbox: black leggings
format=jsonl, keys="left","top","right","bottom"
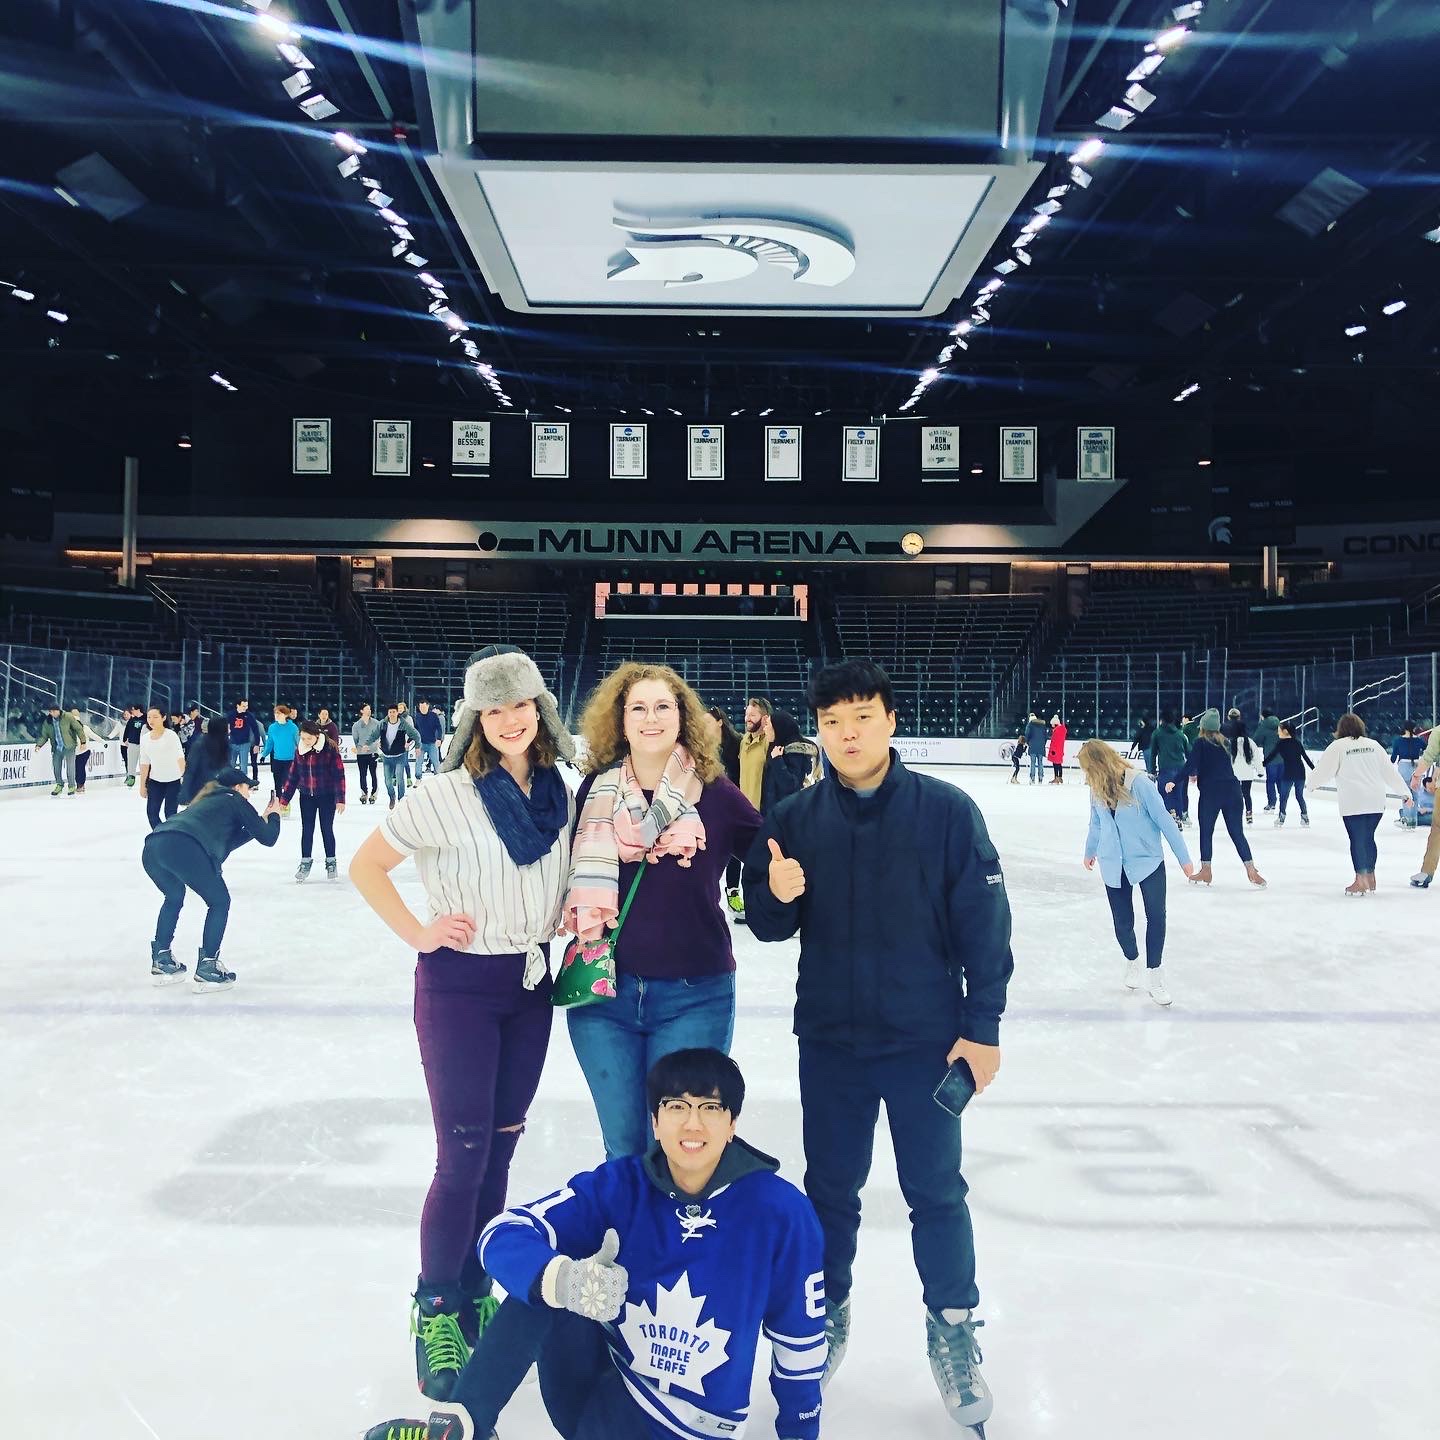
{"left": 270, "top": 758, "right": 292, "bottom": 795}
{"left": 299, "top": 791, "right": 337, "bottom": 859}
{"left": 1240, "top": 779, "right": 1254, "bottom": 815}
{"left": 725, "top": 856, "right": 742, "bottom": 891}
{"left": 1105, "top": 866, "right": 1167, "bottom": 968}
{"left": 356, "top": 753, "right": 378, "bottom": 795}
{"left": 1052, "top": 762, "right": 1063, "bottom": 780}
{"left": 142, "top": 832, "right": 231, "bottom": 957}
{"left": 1197, "top": 787, "right": 1253, "bottom": 865}
{"left": 146, "top": 779, "right": 181, "bottom": 830}
{"left": 75, "top": 751, "right": 91, "bottom": 788}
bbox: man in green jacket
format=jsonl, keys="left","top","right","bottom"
{"left": 1148, "top": 712, "right": 1193, "bottom": 827}
{"left": 1409, "top": 726, "right": 1440, "bottom": 888}
{"left": 33, "top": 702, "right": 85, "bottom": 795}
{"left": 1252, "top": 710, "right": 1281, "bottom": 811}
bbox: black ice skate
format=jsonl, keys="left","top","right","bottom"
{"left": 194, "top": 953, "right": 236, "bottom": 990}
{"left": 362, "top": 1401, "right": 485, "bottom": 1440}
{"left": 926, "top": 1308, "right": 993, "bottom": 1434}
{"left": 150, "top": 943, "right": 188, "bottom": 986}
{"left": 411, "top": 1283, "right": 471, "bottom": 1401}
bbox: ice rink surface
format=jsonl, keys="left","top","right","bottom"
{"left": 3, "top": 764, "right": 1438, "bottom": 1440}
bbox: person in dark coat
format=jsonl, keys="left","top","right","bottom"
{"left": 180, "top": 716, "right": 232, "bottom": 806}
{"left": 763, "top": 709, "right": 817, "bottom": 810}
{"left": 141, "top": 768, "right": 280, "bottom": 988}
{"left": 742, "top": 659, "right": 1011, "bottom": 1432}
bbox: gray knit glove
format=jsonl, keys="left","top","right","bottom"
{"left": 540, "top": 1228, "right": 628, "bottom": 1322}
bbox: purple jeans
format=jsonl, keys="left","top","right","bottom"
{"left": 414, "top": 946, "right": 554, "bottom": 1290}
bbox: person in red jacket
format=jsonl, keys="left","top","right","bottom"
{"left": 1047, "top": 713, "right": 1068, "bottom": 783}
{"left": 267, "top": 720, "right": 346, "bottom": 881}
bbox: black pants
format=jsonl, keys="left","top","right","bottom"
{"left": 799, "top": 1038, "right": 977, "bottom": 1311}
{"left": 1105, "top": 866, "right": 1167, "bottom": 968}
{"left": 1197, "top": 787, "right": 1253, "bottom": 865}
{"left": 1342, "top": 812, "right": 1381, "bottom": 874}
{"left": 1239, "top": 779, "right": 1254, "bottom": 816}
{"left": 142, "top": 832, "right": 230, "bottom": 956}
{"left": 1052, "top": 761, "right": 1063, "bottom": 780}
{"left": 454, "top": 1301, "right": 647, "bottom": 1439}
{"left": 298, "top": 791, "right": 337, "bottom": 859}
{"left": 356, "top": 753, "right": 378, "bottom": 795}
{"left": 725, "top": 856, "right": 741, "bottom": 891}
{"left": 1011, "top": 756, "right": 1022, "bottom": 777}
{"left": 270, "top": 758, "right": 292, "bottom": 796}
{"left": 1278, "top": 775, "right": 1308, "bottom": 819}
{"left": 146, "top": 779, "right": 182, "bottom": 830}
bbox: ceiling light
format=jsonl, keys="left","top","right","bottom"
{"left": 1047, "top": 184, "right": 1071, "bottom": 200}
{"left": 1096, "top": 107, "right": 1135, "bottom": 131}
{"left": 1344, "top": 324, "right": 1367, "bottom": 337}
{"left": 1173, "top": 381, "right": 1200, "bottom": 402}
{"left": 759, "top": 407, "right": 773, "bottom": 416}
{"left": 427, "top": 299, "right": 447, "bottom": 314}
{"left": 1070, "top": 138, "right": 1105, "bottom": 165}
{"left": 1172, "top": 1, "right": 1204, "bottom": 18}
{"left": 1128, "top": 53, "right": 1166, "bottom": 82}
{"left": 953, "top": 337, "right": 968, "bottom": 351}
{"left": 361, "top": 176, "right": 383, "bottom": 189}
{"left": 1070, "top": 165, "right": 1094, "bottom": 189}
{"left": 559, "top": 406, "right": 573, "bottom": 414}
{"left": 971, "top": 465, "right": 983, "bottom": 475}
{"left": 337, "top": 155, "right": 360, "bottom": 178}
{"left": 281, "top": 70, "right": 312, "bottom": 99}
{"left": 210, "top": 372, "right": 237, "bottom": 391}
{"left": 422, "top": 459, "right": 435, "bottom": 468}
{"left": 10, "top": 287, "right": 35, "bottom": 302}
{"left": 1197, "top": 458, "right": 1212, "bottom": 466}
{"left": 1022, "top": 213, "right": 1052, "bottom": 233}
{"left": 392, "top": 241, "right": 409, "bottom": 258}
{"left": 404, "top": 254, "right": 428, "bottom": 267}
{"left": 1423, "top": 225, "right": 1440, "bottom": 244}
{"left": 940, "top": 346, "right": 956, "bottom": 363}
{"left": 333, "top": 131, "right": 367, "bottom": 154}
{"left": 1124, "top": 83, "right": 1157, "bottom": 112}
{"left": 1033, "top": 199, "right": 1062, "bottom": 217}
{"left": 642, "top": 408, "right": 654, "bottom": 415}
{"left": 731, "top": 409, "right": 743, "bottom": 416}
{"left": 978, "top": 279, "right": 1003, "bottom": 294}
{"left": 418, "top": 273, "right": 438, "bottom": 286}
{"left": 278, "top": 42, "right": 312, "bottom": 69}
{"left": 377, "top": 208, "right": 402, "bottom": 224}
{"left": 994, "top": 259, "right": 1018, "bottom": 275}
{"left": 1012, "top": 232, "right": 1034, "bottom": 249}
{"left": 366, "top": 190, "right": 394, "bottom": 210}
{"left": 1015, "top": 249, "right": 1033, "bottom": 266}
{"left": 54, "top": 185, "right": 80, "bottom": 207}
{"left": 391, "top": 226, "right": 414, "bottom": 242}
{"left": 920, "top": 368, "right": 939, "bottom": 384}
{"left": 177, "top": 435, "right": 192, "bottom": 449}
{"left": 46, "top": 309, "right": 68, "bottom": 323}
{"left": 1382, "top": 299, "right": 1407, "bottom": 315}
{"left": 1154, "top": 25, "right": 1190, "bottom": 50}
{"left": 669, "top": 407, "right": 683, "bottom": 416}
{"left": 298, "top": 94, "right": 339, "bottom": 121}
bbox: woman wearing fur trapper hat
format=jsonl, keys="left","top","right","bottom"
{"left": 349, "top": 643, "right": 576, "bottom": 1401}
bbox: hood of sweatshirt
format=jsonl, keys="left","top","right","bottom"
{"left": 642, "top": 1134, "right": 779, "bottom": 1204}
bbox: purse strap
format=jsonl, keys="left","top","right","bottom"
{"left": 608, "top": 863, "right": 647, "bottom": 945}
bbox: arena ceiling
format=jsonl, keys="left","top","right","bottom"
{"left": 0, "top": 0, "right": 1437, "bottom": 454}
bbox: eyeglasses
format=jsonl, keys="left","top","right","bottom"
{"left": 627, "top": 701, "right": 678, "bottom": 721}
{"left": 658, "top": 1099, "right": 729, "bottom": 1120}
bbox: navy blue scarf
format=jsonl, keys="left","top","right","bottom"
{"left": 474, "top": 763, "right": 568, "bottom": 867}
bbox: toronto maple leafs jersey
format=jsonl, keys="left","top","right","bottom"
{"left": 479, "top": 1137, "right": 826, "bottom": 1440}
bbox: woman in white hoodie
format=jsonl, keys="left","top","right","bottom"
{"left": 1307, "top": 713, "right": 1411, "bottom": 896}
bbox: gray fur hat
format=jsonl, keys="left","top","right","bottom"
{"left": 442, "top": 643, "right": 576, "bottom": 770}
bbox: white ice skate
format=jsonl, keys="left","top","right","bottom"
{"left": 820, "top": 1296, "right": 850, "bottom": 1390}
{"left": 1147, "top": 966, "right": 1173, "bottom": 1006}
{"left": 926, "top": 1308, "right": 992, "bottom": 1434}
{"left": 1124, "top": 958, "right": 1144, "bottom": 990}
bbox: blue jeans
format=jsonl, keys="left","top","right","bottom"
{"left": 1264, "top": 761, "right": 1283, "bottom": 808}
{"left": 228, "top": 742, "right": 251, "bottom": 774}
{"left": 1278, "top": 774, "right": 1308, "bottom": 819}
{"left": 382, "top": 755, "right": 408, "bottom": 801}
{"left": 567, "top": 971, "right": 736, "bottom": 1160}
{"left": 1342, "top": 812, "right": 1381, "bottom": 874}
{"left": 419, "top": 741, "right": 441, "bottom": 777}
{"left": 1158, "top": 766, "right": 1189, "bottom": 818}
{"left": 1028, "top": 751, "right": 1044, "bottom": 783}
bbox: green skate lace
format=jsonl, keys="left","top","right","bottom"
{"left": 473, "top": 1293, "right": 501, "bottom": 1338}
{"left": 411, "top": 1307, "right": 470, "bottom": 1376}
{"left": 380, "top": 1428, "right": 427, "bottom": 1440}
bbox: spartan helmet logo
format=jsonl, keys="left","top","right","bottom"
{"left": 608, "top": 214, "right": 856, "bottom": 290}
{"left": 1208, "top": 515, "right": 1234, "bottom": 545}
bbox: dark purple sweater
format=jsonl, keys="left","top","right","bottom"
{"left": 573, "top": 773, "right": 762, "bottom": 979}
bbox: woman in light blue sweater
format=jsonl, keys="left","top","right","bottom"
{"left": 1079, "top": 740, "right": 1194, "bottom": 1006}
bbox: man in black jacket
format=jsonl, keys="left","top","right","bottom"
{"left": 743, "top": 659, "right": 1012, "bottom": 1434}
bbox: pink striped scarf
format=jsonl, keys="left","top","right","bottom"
{"left": 564, "top": 747, "right": 707, "bottom": 941}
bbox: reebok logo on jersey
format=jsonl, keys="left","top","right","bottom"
{"left": 799, "top": 1404, "right": 821, "bottom": 1419}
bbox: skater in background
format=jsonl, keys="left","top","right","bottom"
{"left": 1171, "top": 709, "right": 1266, "bottom": 888}
{"left": 1148, "top": 709, "right": 1192, "bottom": 827}
{"left": 414, "top": 698, "right": 444, "bottom": 780}
{"left": 352, "top": 701, "right": 381, "bottom": 806}
{"left": 705, "top": 704, "right": 747, "bottom": 915}
{"left": 138, "top": 704, "right": 186, "bottom": 829}
{"left": 362, "top": 1049, "right": 826, "bottom": 1440}
{"left": 1046, "top": 713, "right": 1068, "bottom": 783}
{"left": 379, "top": 702, "right": 421, "bottom": 809}
{"left": 33, "top": 701, "right": 80, "bottom": 795}
{"left": 1009, "top": 729, "right": 1026, "bottom": 783}
{"left": 565, "top": 661, "right": 760, "bottom": 1161}
{"left": 1128, "top": 715, "right": 1154, "bottom": 762}
{"left": 258, "top": 703, "right": 299, "bottom": 812}
{"left": 1253, "top": 708, "right": 1282, "bottom": 812}
{"left": 1228, "top": 727, "right": 1266, "bottom": 823}
{"left": 1078, "top": 740, "right": 1193, "bottom": 1006}
{"left": 269, "top": 719, "right": 346, "bottom": 882}
{"left": 314, "top": 705, "right": 341, "bottom": 747}
{"left": 178, "top": 702, "right": 203, "bottom": 748}
{"left": 226, "top": 697, "right": 262, "bottom": 776}
{"left": 1391, "top": 721, "right": 1426, "bottom": 828}
{"left": 728, "top": 695, "right": 804, "bottom": 925}
{"left": 397, "top": 702, "right": 421, "bottom": 784}
{"left": 1308, "top": 713, "right": 1411, "bottom": 896}
{"left": 121, "top": 704, "right": 144, "bottom": 788}
{"left": 1409, "top": 724, "right": 1440, "bottom": 888}
{"left": 1264, "top": 721, "right": 1313, "bottom": 826}
{"left": 349, "top": 645, "right": 575, "bottom": 1399}
{"left": 180, "top": 716, "right": 232, "bottom": 806}
{"left": 743, "top": 658, "right": 1011, "bottom": 1433}
{"left": 70, "top": 705, "right": 108, "bottom": 794}
{"left": 141, "top": 767, "right": 280, "bottom": 989}
{"left": 1024, "top": 711, "right": 1049, "bottom": 784}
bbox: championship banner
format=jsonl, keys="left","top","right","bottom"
{"left": 765, "top": 425, "right": 802, "bottom": 481}
{"left": 532, "top": 422, "right": 570, "bottom": 478}
{"left": 1078, "top": 426, "right": 1115, "bottom": 481}
{"left": 372, "top": 420, "right": 411, "bottom": 477}
{"left": 452, "top": 421, "right": 491, "bottom": 468}
{"left": 688, "top": 425, "right": 724, "bottom": 481}
{"left": 292, "top": 418, "right": 331, "bottom": 474}
{"left": 1000, "top": 427, "right": 1036, "bottom": 482}
{"left": 610, "top": 423, "right": 648, "bottom": 480}
{"left": 920, "top": 425, "right": 960, "bottom": 478}
{"left": 843, "top": 426, "right": 880, "bottom": 482}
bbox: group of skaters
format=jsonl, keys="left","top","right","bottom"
{"left": 1010, "top": 711, "right": 1069, "bottom": 783}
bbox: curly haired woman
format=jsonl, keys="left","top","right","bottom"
{"left": 564, "top": 662, "right": 762, "bottom": 1159}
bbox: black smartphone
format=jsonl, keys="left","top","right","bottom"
{"left": 932, "top": 1058, "right": 977, "bottom": 1118}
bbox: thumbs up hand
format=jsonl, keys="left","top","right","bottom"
{"left": 543, "top": 1228, "right": 628, "bottom": 1322}
{"left": 767, "top": 837, "right": 807, "bottom": 903}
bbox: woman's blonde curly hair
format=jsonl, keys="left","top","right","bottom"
{"left": 1076, "top": 738, "right": 1137, "bottom": 810}
{"left": 577, "top": 662, "right": 722, "bottom": 783}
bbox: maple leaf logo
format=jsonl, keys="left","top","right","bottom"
{"left": 618, "top": 1271, "right": 732, "bottom": 1397}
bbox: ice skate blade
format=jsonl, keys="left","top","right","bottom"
{"left": 151, "top": 970, "right": 189, "bottom": 988}
{"left": 193, "top": 977, "right": 236, "bottom": 993}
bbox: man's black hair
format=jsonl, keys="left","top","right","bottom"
{"left": 647, "top": 1048, "right": 745, "bottom": 1119}
{"left": 807, "top": 659, "right": 894, "bottom": 715}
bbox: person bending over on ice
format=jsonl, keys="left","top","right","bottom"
{"left": 742, "top": 659, "right": 1014, "bottom": 1435}
{"left": 364, "top": 1049, "right": 826, "bottom": 1440}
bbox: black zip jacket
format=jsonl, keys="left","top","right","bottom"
{"left": 147, "top": 788, "right": 281, "bottom": 866}
{"left": 741, "top": 751, "right": 1013, "bottom": 1053}
{"left": 1263, "top": 736, "right": 1315, "bottom": 783}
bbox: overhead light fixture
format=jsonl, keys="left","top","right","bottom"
{"left": 54, "top": 186, "right": 80, "bottom": 207}
{"left": 1344, "top": 323, "right": 1367, "bottom": 337}
{"left": 939, "top": 345, "right": 956, "bottom": 363}
{"left": 1197, "top": 457, "right": 1212, "bottom": 466}
{"left": 994, "top": 259, "right": 1018, "bottom": 275}
{"left": 731, "top": 409, "right": 744, "bottom": 416}
{"left": 1070, "top": 165, "right": 1094, "bottom": 189}
{"left": 970, "top": 465, "right": 983, "bottom": 475}
{"left": 559, "top": 406, "right": 573, "bottom": 414}
{"left": 333, "top": 131, "right": 367, "bottom": 155}
{"left": 1124, "top": 83, "right": 1157, "bottom": 112}
{"left": 759, "top": 407, "right": 773, "bottom": 416}
{"left": 417, "top": 273, "right": 438, "bottom": 286}
{"left": 1070, "top": 138, "right": 1105, "bottom": 165}
{"left": 9, "top": 287, "right": 35, "bottom": 302}
{"left": 1173, "top": 381, "right": 1200, "bottom": 402}
{"left": 337, "top": 155, "right": 360, "bottom": 178}
{"left": 298, "top": 94, "right": 339, "bottom": 121}
{"left": 1172, "top": 1, "right": 1204, "bottom": 18}
{"left": 1011, "top": 231, "right": 1034, "bottom": 249}
{"left": 258, "top": 15, "right": 300, "bottom": 41}
{"left": 177, "top": 435, "right": 192, "bottom": 449}
{"left": 1423, "top": 224, "right": 1440, "bottom": 244}
{"left": 46, "top": 309, "right": 68, "bottom": 323}
{"left": 278, "top": 42, "right": 312, "bottom": 69}
{"left": 979, "top": 278, "right": 1003, "bottom": 294}
{"left": 404, "top": 254, "right": 429, "bottom": 267}
{"left": 669, "top": 407, "right": 683, "bottom": 416}
{"left": 1128, "top": 53, "right": 1166, "bottom": 82}
{"left": 1382, "top": 299, "right": 1407, "bottom": 315}
{"left": 210, "top": 371, "right": 237, "bottom": 391}
{"left": 390, "top": 226, "right": 414, "bottom": 242}
{"left": 281, "top": 70, "right": 312, "bottom": 99}
{"left": 1096, "top": 106, "right": 1135, "bottom": 131}
{"left": 422, "top": 459, "right": 436, "bottom": 468}
{"left": 1154, "top": 25, "right": 1190, "bottom": 51}
{"left": 1015, "top": 249, "right": 1033, "bottom": 266}
{"left": 952, "top": 337, "right": 969, "bottom": 351}
{"left": 1022, "top": 213, "right": 1052, "bottom": 234}
{"left": 1047, "top": 184, "right": 1071, "bottom": 200}
{"left": 920, "top": 368, "right": 940, "bottom": 384}
{"left": 1033, "top": 199, "right": 1063, "bottom": 217}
